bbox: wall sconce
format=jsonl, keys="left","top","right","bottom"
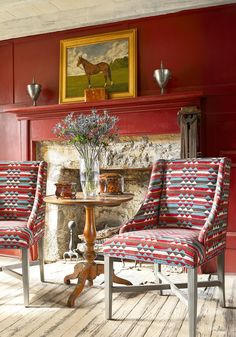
{"left": 153, "top": 61, "right": 171, "bottom": 95}
{"left": 27, "top": 77, "right": 41, "bottom": 106}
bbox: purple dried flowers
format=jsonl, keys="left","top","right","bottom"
{"left": 52, "top": 109, "right": 118, "bottom": 160}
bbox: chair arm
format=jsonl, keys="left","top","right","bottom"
{"left": 120, "top": 160, "right": 165, "bottom": 234}
{"left": 27, "top": 161, "right": 47, "bottom": 234}
{"left": 27, "top": 202, "right": 46, "bottom": 234}
{"left": 198, "top": 158, "right": 231, "bottom": 254}
{"left": 120, "top": 197, "right": 161, "bottom": 233}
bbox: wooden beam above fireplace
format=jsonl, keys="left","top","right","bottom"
{"left": 4, "top": 91, "right": 202, "bottom": 121}
{"left": 3, "top": 91, "right": 203, "bottom": 160}
{"left": 5, "top": 91, "right": 203, "bottom": 136}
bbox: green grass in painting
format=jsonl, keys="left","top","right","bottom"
{"left": 66, "top": 67, "right": 129, "bottom": 98}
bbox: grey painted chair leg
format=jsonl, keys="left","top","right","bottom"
{"left": 22, "top": 248, "right": 30, "bottom": 307}
{"left": 154, "top": 263, "right": 163, "bottom": 295}
{"left": 104, "top": 255, "right": 113, "bottom": 319}
{"left": 38, "top": 237, "right": 45, "bottom": 282}
{"left": 188, "top": 268, "right": 198, "bottom": 337}
{"left": 217, "top": 251, "right": 225, "bottom": 307}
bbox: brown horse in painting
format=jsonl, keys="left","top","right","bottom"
{"left": 77, "top": 56, "right": 113, "bottom": 88}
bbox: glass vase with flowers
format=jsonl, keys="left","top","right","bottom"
{"left": 53, "top": 109, "right": 118, "bottom": 197}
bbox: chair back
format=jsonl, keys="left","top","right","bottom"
{"left": 0, "top": 161, "right": 47, "bottom": 221}
{"left": 150, "top": 158, "right": 231, "bottom": 231}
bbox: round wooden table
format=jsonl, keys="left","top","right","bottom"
{"left": 44, "top": 193, "right": 134, "bottom": 307}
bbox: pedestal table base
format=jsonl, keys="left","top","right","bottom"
{"left": 64, "top": 260, "right": 132, "bottom": 307}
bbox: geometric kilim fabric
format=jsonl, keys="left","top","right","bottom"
{"left": 120, "top": 160, "right": 166, "bottom": 233}
{"left": 103, "top": 228, "right": 205, "bottom": 268}
{"left": 0, "top": 161, "right": 47, "bottom": 249}
{"left": 103, "top": 158, "right": 231, "bottom": 268}
{"left": 158, "top": 159, "right": 219, "bottom": 231}
{"left": 0, "top": 221, "right": 33, "bottom": 249}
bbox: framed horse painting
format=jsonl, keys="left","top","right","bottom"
{"left": 59, "top": 29, "right": 137, "bottom": 103}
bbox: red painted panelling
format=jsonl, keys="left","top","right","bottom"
{"left": 29, "top": 109, "right": 180, "bottom": 140}
{"left": 5, "top": 92, "right": 201, "bottom": 139}
{"left": 0, "top": 113, "right": 21, "bottom": 160}
{"left": 226, "top": 249, "right": 236, "bottom": 273}
{"left": 14, "top": 36, "right": 60, "bottom": 105}
{"left": 228, "top": 168, "right": 236, "bottom": 233}
{"left": 31, "top": 118, "right": 58, "bottom": 141}
{"left": 204, "top": 95, "right": 236, "bottom": 154}
{"left": 135, "top": 5, "right": 236, "bottom": 95}
{"left": 2, "top": 4, "right": 235, "bottom": 109}
{"left": 0, "top": 42, "right": 13, "bottom": 105}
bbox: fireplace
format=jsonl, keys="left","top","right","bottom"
{"left": 4, "top": 91, "right": 202, "bottom": 261}
{"left": 36, "top": 135, "right": 180, "bottom": 261}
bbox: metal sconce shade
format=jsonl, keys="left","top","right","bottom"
{"left": 153, "top": 62, "right": 171, "bottom": 95}
{"left": 27, "top": 77, "right": 41, "bottom": 106}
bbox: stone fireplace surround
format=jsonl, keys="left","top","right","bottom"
{"left": 5, "top": 91, "right": 202, "bottom": 261}
{"left": 38, "top": 135, "right": 180, "bottom": 261}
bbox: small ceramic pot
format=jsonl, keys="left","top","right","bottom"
{"left": 55, "top": 183, "right": 77, "bottom": 199}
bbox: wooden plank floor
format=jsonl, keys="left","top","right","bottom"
{"left": 0, "top": 257, "right": 235, "bottom": 337}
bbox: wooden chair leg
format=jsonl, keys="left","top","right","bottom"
{"left": 22, "top": 248, "right": 30, "bottom": 307}
{"left": 217, "top": 251, "right": 226, "bottom": 307}
{"left": 105, "top": 255, "right": 113, "bottom": 319}
{"left": 154, "top": 263, "right": 163, "bottom": 295}
{"left": 38, "top": 237, "right": 45, "bottom": 282}
{"left": 188, "top": 268, "right": 197, "bottom": 337}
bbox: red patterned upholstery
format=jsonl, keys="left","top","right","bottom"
{"left": 104, "top": 228, "right": 206, "bottom": 268}
{"left": 103, "top": 158, "right": 231, "bottom": 268}
{"left": 0, "top": 161, "right": 47, "bottom": 249}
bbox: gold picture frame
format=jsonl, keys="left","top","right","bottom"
{"left": 59, "top": 29, "right": 137, "bottom": 103}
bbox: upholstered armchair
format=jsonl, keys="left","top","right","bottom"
{"left": 0, "top": 161, "right": 47, "bottom": 306}
{"left": 103, "top": 158, "right": 231, "bottom": 337}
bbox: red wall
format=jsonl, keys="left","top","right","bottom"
{"left": 0, "top": 4, "right": 236, "bottom": 271}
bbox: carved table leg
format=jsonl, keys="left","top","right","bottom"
{"left": 83, "top": 206, "right": 97, "bottom": 286}
{"left": 65, "top": 205, "right": 132, "bottom": 307}
{"left": 65, "top": 262, "right": 101, "bottom": 307}
{"left": 67, "top": 264, "right": 89, "bottom": 307}
{"left": 65, "top": 206, "right": 97, "bottom": 307}
{"left": 64, "top": 262, "right": 87, "bottom": 285}
{"left": 83, "top": 206, "right": 97, "bottom": 263}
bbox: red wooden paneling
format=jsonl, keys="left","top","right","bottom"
{"left": 4, "top": 91, "right": 202, "bottom": 139}
{"left": 0, "top": 113, "right": 21, "bottom": 160}
{"left": 0, "top": 42, "right": 13, "bottom": 105}
{"left": 14, "top": 36, "right": 60, "bottom": 106}
{"left": 1, "top": 3, "right": 235, "bottom": 110}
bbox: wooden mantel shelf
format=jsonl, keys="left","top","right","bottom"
{"left": 4, "top": 91, "right": 203, "bottom": 121}
{"left": 5, "top": 91, "right": 203, "bottom": 158}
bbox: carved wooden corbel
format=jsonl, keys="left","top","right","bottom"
{"left": 177, "top": 106, "right": 201, "bottom": 158}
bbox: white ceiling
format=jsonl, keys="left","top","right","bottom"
{"left": 0, "top": 0, "right": 235, "bottom": 41}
